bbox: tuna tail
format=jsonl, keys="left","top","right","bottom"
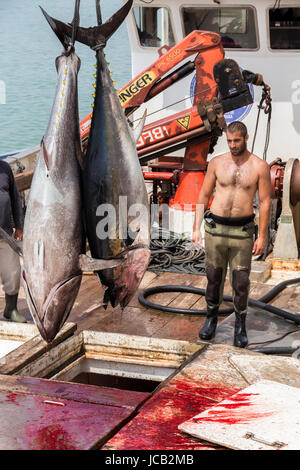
{"left": 40, "top": 1, "right": 80, "bottom": 51}
{"left": 40, "top": 0, "right": 133, "bottom": 51}
{"left": 40, "top": 6, "right": 72, "bottom": 50}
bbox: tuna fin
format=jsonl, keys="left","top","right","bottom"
{"left": 40, "top": 6, "right": 72, "bottom": 50}
{"left": 75, "top": 137, "right": 84, "bottom": 170}
{"left": 40, "top": 0, "right": 133, "bottom": 51}
{"left": 132, "top": 109, "right": 147, "bottom": 143}
{"left": 0, "top": 227, "right": 23, "bottom": 256}
{"left": 79, "top": 254, "right": 123, "bottom": 272}
{"left": 41, "top": 137, "right": 51, "bottom": 171}
{"left": 41, "top": 138, "right": 64, "bottom": 190}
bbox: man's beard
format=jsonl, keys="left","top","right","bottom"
{"left": 231, "top": 140, "right": 247, "bottom": 156}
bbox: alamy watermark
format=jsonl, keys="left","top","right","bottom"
{"left": 0, "top": 80, "right": 6, "bottom": 104}
{"left": 93, "top": 197, "right": 204, "bottom": 241}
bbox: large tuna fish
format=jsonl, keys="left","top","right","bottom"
{"left": 82, "top": 4, "right": 150, "bottom": 308}
{"left": 47, "top": 0, "right": 151, "bottom": 309}
{"left": 20, "top": 6, "right": 84, "bottom": 343}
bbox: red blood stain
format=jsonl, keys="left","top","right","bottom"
{"left": 28, "top": 424, "right": 77, "bottom": 450}
{"left": 192, "top": 410, "right": 274, "bottom": 425}
{"left": 192, "top": 393, "right": 273, "bottom": 425}
{"left": 6, "top": 393, "right": 20, "bottom": 406}
{"left": 105, "top": 384, "right": 240, "bottom": 450}
{"left": 169, "top": 376, "right": 241, "bottom": 402}
{"left": 219, "top": 393, "right": 260, "bottom": 409}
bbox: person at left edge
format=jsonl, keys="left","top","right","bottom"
{"left": 0, "top": 160, "right": 26, "bottom": 322}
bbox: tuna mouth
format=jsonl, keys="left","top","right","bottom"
{"left": 22, "top": 270, "right": 82, "bottom": 343}
{"left": 97, "top": 247, "right": 151, "bottom": 309}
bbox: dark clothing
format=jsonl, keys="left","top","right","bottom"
{"left": 208, "top": 212, "right": 255, "bottom": 227}
{"left": 0, "top": 160, "right": 24, "bottom": 238}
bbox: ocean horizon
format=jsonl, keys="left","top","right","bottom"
{"left": 0, "top": 0, "right": 131, "bottom": 155}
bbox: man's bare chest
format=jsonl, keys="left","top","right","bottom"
{"left": 216, "top": 163, "right": 258, "bottom": 190}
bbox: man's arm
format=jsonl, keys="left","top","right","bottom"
{"left": 192, "top": 159, "right": 217, "bottom": 245}
{"left": 252, "top": 161, "right": 271, "bottom": 256}
{"left": 9, "top": 168, "right": 24, "bottom": 240}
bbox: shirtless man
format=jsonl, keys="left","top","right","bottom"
{"left": 192, "top": 121, "right": 271, "bottom": 348}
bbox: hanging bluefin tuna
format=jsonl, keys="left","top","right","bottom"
{"left": 44, "top": 0, "right": 151, "bottom": 309}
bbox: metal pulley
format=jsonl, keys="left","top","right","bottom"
{"left": 269, "top": 158, "right": 300, "bottom": 206}
{"left": 273, "top": 158, "right": 300, "bottom": 260}
{"left": 290, "top": 158, "right": 300, "bottom": 206}
{"left": 269, "top": 158, "right": 285, "bottom": 200}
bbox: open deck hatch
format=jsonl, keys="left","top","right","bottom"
{"left": 0, "top": 324, "right": 203, "bottom": 395}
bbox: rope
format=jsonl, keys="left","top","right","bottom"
{"left": 251, "top": 87, "right": 272, "bottom": 160}
{"left": 263, "top": 97, "right": 272, "bottom": 160}
{"left": 149, "top": 228, "right": 206, "bottom": 274}
{"left": 71, "top": 0, "right": 81, "bottom": 47}
{"left": 272, "top": 0, "right": 281, "bottom": 9}
{"left": 95, "top": 0, "right": 102, "bottom": 26}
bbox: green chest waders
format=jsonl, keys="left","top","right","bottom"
{"left": 199, "top": 214, "right": 255, "bottom": 348}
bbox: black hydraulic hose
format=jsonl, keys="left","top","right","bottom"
{"left": 250, "top": 346, "right": 300, "bottom": 355}
{"left": 139, "top": 285, "right": 234, "bottom": 315}
{"left": 257, "top": 277, "right": 300, "bottom": 303}
{"left": 138, "top": 277, "right": 300, "bottom": 325}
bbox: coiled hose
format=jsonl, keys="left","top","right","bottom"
{"left": 149, "top": 229, "right": 206, "bottom": 274}
{"left": 138, "top": 277, "right": 300, "bottom": 354}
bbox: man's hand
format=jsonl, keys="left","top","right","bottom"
{"left": 14, "top": 229, "right": 23, "bottom": 241}
{"left": 192, "top": 229, "right": 202, "bottom": 249}
{"left": 252, "top": 236, "right": 266, "bottom": 256}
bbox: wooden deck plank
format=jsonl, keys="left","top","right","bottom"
{"left": 154, "top": 315, "right": 206, "bottom": 342}
{"left": 137, "top": 272, "right": 196, "bottom": 308}
{"left": 86, "top": 306, "right": 173, "bottom": 338}
{"left": 133, "top": 274, "right": 209, "bottom": 342}
{"left": 0, "top": 268, "right": 298, "bottom": 343}
{"left": 270, "top": 288, "right": 296, "bottom": 309}
{"left": 127, "top": 271, "right": 159, "bottom": 308}
{"left": 248, "top": 282, "right": 271, "bottom": 299}
{"left": 167, "top": 275, "right": 207, "bottom": 309}
{"left": 286, "top": 289, "right": 300, "bottom": 313}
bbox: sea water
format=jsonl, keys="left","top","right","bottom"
{"left": 0, "top": 0, "right": 131, "bottom": 154}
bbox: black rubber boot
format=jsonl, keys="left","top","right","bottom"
{"left": 3, "top": 293, "right": 27, "bottom": 323}
{"left": 199, "top": 306, "right": 218, "bottom": 340}
{"left": 234, "top": 312, "right": 248, "bottom": 348}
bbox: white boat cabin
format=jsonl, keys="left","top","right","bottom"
{"left": 124, "top": 0, "right": 300, "bottom": 162}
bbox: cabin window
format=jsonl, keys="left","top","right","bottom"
{"left": 269, "top": 8, "right": 300, "bottom": 50}
{"left": 181, "top": 6, "right": 258, "bottom": 49}
{"left": 133, "top": 6, "right": 175, "bottom": 48}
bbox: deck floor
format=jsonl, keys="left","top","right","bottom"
{"left": 1, "top": 270, "right": 299, "bottom": 345}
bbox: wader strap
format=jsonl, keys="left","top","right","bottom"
{"left": 205, "top": 211, "right": 255, "bottom": 227}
